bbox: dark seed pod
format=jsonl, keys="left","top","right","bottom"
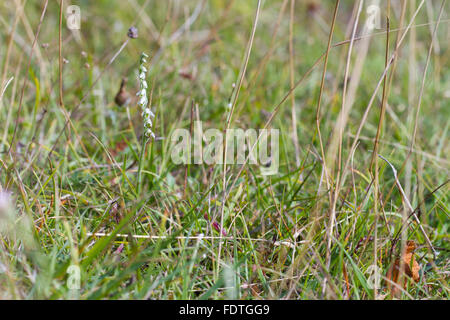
{"left": 115, "top": 78, "right": 130, "bottom": 107}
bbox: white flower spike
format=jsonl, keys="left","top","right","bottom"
{"left": 137, "top": 52, "right": 155, "bottom": 139}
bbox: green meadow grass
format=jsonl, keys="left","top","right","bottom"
{"left": 0, "top": 0, "right": 448, "bottom": 299}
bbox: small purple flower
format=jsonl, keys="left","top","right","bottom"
{"left": 127, "top": 26, "right": 138, "bottom": 39}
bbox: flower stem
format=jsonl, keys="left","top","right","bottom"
{"left": 137, "top": 135, "right": 149, "bottom": 196}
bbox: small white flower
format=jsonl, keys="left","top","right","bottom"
{"left": 139, "top": 96, "right": 148, "bottom": 107}
{"left": 142, "top": 108, "right": 154, "bottom": 117}
{"left": 145, "top": 129, "right": 155, "bottom": 139}
{"left": 144, "top": 118, "right": 152, "bottom": 128}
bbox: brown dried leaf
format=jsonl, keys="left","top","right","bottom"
{"left": 386, "top": 240, "right": 421, "bottom": 297}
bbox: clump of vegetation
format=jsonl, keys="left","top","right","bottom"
{"left": 0, "top": 0, "right": 448, "bottom": 299}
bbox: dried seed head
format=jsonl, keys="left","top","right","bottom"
{"left": 115, "top": 78, "right": 130, "bottom": 107}
{"left": 307, "top": 1, "right": 320, "bottom": 15}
